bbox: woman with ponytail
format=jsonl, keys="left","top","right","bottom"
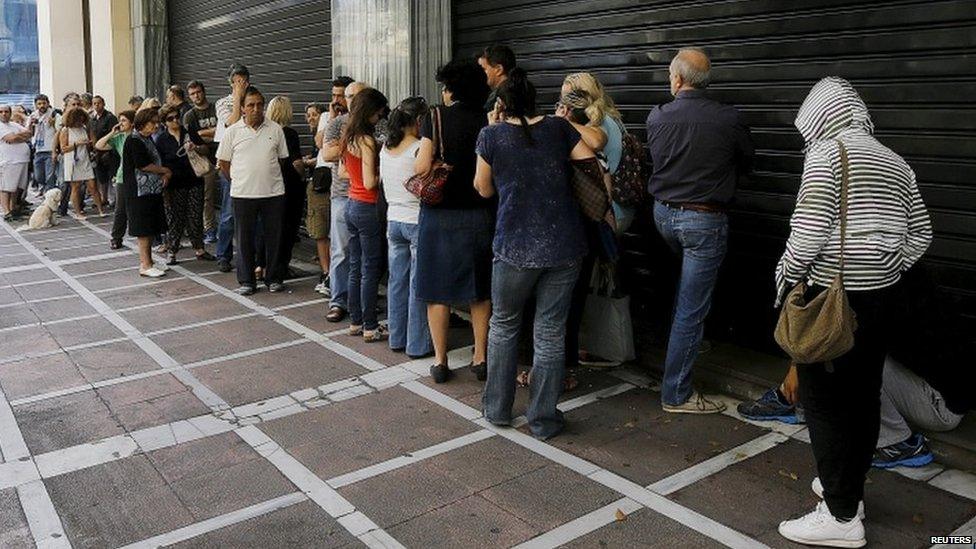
{"left": 341, "top": 88, "right": 389, "bottom": 343}
{"left": 474, "top": 68, "right": 596, "bottom": 440}
{"left": 380, "top": 97, "right": 434, "bottom": 358}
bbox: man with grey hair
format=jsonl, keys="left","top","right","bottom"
{"left": 645, "top": 47, "right": 754, "bottom": 415}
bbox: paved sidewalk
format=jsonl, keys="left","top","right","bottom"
{"left": 1, "top": 215, "right": 974, "bottom": 549}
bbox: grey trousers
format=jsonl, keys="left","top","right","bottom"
{"left": 878, "top": 357, "right": 963, "bottom": 448}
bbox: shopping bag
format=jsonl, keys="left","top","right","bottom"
{"left": 579, "top": 261, "right": 636, "bottom": 364}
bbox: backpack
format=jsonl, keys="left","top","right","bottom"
{"left": 610, "top": 130, "right": 648, "bottom": 207}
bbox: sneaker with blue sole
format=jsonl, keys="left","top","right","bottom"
{"left": 737, "top": 388, "right": 805, "bottom": 424}
{"left": 872, "top": 433, "right": 934, "bottom": 469}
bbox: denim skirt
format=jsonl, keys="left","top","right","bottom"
{"left": 415, "top": 207, "right": 494, "bottom": 304}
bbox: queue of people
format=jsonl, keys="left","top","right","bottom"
{"left": 3, "top": 43, "right": 964, "bottom": 549}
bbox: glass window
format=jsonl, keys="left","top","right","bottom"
{"left": 0, "top": 0, "right": 40, "bottom": 107}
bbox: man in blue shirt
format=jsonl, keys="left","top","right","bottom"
{"left": 645, "top": 47, "right": 754, "bottom": 414}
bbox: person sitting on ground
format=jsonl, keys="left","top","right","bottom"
{"left": 215, "top": 86, "right": 290, "bottom": 296}
{"left": 95, "top": 109, "right": 136, "bottom": 249}
{"left": 154, "top": 104, "right": 213, "bottom": 265}
{"left": 476, "top": 68, "right": 596, "bottom": 440}
{"left": 340, "top": 88, "right": 390, "bottom": 343}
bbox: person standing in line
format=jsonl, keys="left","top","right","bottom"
{"left": 121, "top": 109, "right": 171, "bottom": 277}
{"left": 263, "top": 95, "right": 305, "bottom": 277}
{"left": 414, "top": 59, "right": 494, "bottom": 383}
{"left": 0, "top": 105, "right": 32, "bottom": 221}
{"left": 154, "top": 105, "right": 213, "bottom": 265}
{"left": 91, "top": 95, "right": 119, "bottom": 208}
{"left": 59, "top": 106, "right": 105, "bottom": 219}
{"left": 128, "top": 96, "right": 145, "bottom": 111}
{"left": 166, "top": 84, "right": 193, "bottom": 121}
{"left": 214, "top": 64, "right": 251, "bottom": 273}
{"left": 80, "top": 93, "right": 93, "bottom": 112}
{"left": 322, "top": 79, "right": 366, "bottom": 323}
{"left": 476, "top": 69, "right": 595, "bottom": 440}
{"left": 339, "top": 88, "right": 389, "bottom": 342}
{"left": 183, "top": 81, "right": 219, "bottom": 244}
{"left": 775, "top": 77, "right": 932, "bottom": 548}
{"left": 215, "top": 86, "right": 290, "bottom": 295}
{"left": 304, "top": 102, "right": 331, "bottom": 296}
{"left": 646, "top": 48, "right": 754, "bottom": 414}
{"left": 95, "top": 110, "right": 136, "bottom": 249}
{"left": 380, "top": 97, "right": 434, "bottom": 357}
{"left": 477, "top": 44, "right": 516, "bottom": 114}
{"left": 54, "top": 93, "right": 81, "bottom": 217}
{"left": 27, "top": 94, "right": 56, "bottom": 195}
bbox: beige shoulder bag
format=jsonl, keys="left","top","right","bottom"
{"left": 774, "top": 140, "right": 858, "bottom": 364}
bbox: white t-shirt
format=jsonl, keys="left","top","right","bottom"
{"left": 379, "top": 140, "right": 422, "bottom": 225}
{"left": 0, "top": 122, "right": 31, "bottom": 165}
{"left": 315, "top": 111, "right": 334, "bottom": 169}
{"left": 29, "top": 110, "right": 57, "bottom": 153}
{"left": 215, "top": 118, "right": 289, "bottom": 198}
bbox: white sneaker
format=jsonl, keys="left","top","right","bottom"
{"left": 662, "top": 391, "right": 727, "bottom": 414}
{"left": 154, "top": 262, "right": 170, "bottom": 272}
{"left": 139, "top": 267, "right": 167, "bottom": 278}
{"left": 779, "top": 501, "right": 866, "bottom": 548}
{"left": 812, "top": 477, "right": 866, "bottom": 520}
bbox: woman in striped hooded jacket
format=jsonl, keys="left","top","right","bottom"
{"left": 776, "top": 77, "right": 932, "bottom": 548}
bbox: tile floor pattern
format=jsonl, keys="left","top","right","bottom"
{"left": 0, "top": 215, "right": 974, "bottom": 549}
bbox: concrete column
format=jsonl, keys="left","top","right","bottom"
{"left": 130, "top": 0, "right": 168, "bottom": 100}
{"left": 89, "top": 0, "right": 134, "bottom": 113}
{"left": 36, "top": 0, "right": 88, "bottom": 103}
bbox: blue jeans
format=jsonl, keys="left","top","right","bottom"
{"left": 33, "top": 151, "right": 53, "bottom": 190}
{"left": 345, "top": 199, "right": 383, "bottom": 330}
{"left": 329, "top": 194, "right": 351, "bottom": 309}
{"left": 216, "top": 172, "right": 234, "bottom": 261}
{"left": 387, "top": 221, "right": 432, "bottom": 357}
{"left": 483, "top": 259, "right": 581, "bottom": 440}
{"left": 652, "top": 201, "right": 728, "bottom": 406}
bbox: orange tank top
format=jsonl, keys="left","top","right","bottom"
{"left": 344, "top": 150, "right": 378, "bottom": 204}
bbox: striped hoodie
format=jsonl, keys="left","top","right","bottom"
{"left": 775, "top": 77, "right": 932, "bottom": 302}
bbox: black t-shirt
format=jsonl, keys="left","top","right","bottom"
{"left": 184, "top": 104, "right": 218, "bottom": 160}
{"left": 153, "top": 129, "right": 202, "bottom": 189}
{"left": 419, "top": 102, "right": 494, "bottom": 210}
{"left": 121, "top": 134, "right": 156, "bottom": 198}
{"left": 280, "top": 126, "right": 303, "bottom": 187}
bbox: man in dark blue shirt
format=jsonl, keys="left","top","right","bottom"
{"left": 645, "top": 47, "right": 754, "bottom": 415}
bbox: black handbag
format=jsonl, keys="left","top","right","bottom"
{"left": 311, "top": 166, "right": 331, "bottom": 194}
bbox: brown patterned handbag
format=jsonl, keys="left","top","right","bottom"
{"left": 404, "top": 106, "right": 451, "bottom": 205}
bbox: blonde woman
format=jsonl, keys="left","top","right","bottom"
{"left": 261, "top": 96, "right": 305, "bottom": 277}
{"left": 138, "top": 97, "right": 162, "bottom": 112}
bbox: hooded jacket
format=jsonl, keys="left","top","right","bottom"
{"left": 775, "top": 77, "right": 932, "bottom": 301}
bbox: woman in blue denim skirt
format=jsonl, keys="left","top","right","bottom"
{"left": 474, "top": 68, "right": 596, "bottom": 440}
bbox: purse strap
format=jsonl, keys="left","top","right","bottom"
{"left": 836, "top": 139, "right": 850, "bottom": 280}
{"left": 433, "top": 106, "right": 445, "bottom": 162}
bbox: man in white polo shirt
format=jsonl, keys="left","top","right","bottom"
{"left": 215, "top": 86, "right": 290, "bottom": 296}
{"left": 0, "top": 105, "right": 33, "bottom": 221}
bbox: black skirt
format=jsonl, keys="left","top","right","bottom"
{"left": 415, "top": 207, "right": 493, "bottom": 304}
{"left": 125, "top": 184, "right": 168, "bottom": 237}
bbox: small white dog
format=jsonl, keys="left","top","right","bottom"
{"left": 27, "top": 188, "right": 62, "bottom": 230}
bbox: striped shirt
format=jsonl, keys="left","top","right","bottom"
{"left": 775, "top": 77, "right": 932, "bottom": 301}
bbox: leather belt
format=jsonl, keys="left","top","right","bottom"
{"left": 660, "top": 200, "right": 727, "bottom": 214}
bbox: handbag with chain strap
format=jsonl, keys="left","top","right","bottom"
{"left": 774, "top": 140, "right": 858, "bottom": 364}
{"left": 404, "top": 106, "right": 451, "bottom": 205}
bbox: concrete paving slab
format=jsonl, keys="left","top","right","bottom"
{"left": 98, "top": 374, "right": 212, "bottom": 432}
{"left": 247, "top": 276, "right": 322, "bottom": 307}
{"left": 6, "top": 280, "right": 74, "bottom": 302}
{"left": 263, "top": 386, "right": 478, "bottom": 479}
{"left": 42, "top": 244, "right": 120, "bottom": 262}
{"left": 560, "top": 506, "right": 723, "bottom": 548}
{"left": 0, "top": 487, "right": 34, "bottom": 549}
{"left": 0, "top": 253, "right": 41, "bottom": 268}
{"left": 44, "top": 455, "right": 194, "bottom": 548}
{"left": 44, "top": 316, "right": 125, "bottom": 348}
{"left": 120, "top": 294, "right": 249, "bottom": 333}
{"left": 168, "top": 500, "right": 357, "bottom": 549}
{"left": 547, "top": 388, "right": 765, "bottom": 486}
{"left": 389, "top": 494, "right": 538, "bottom": 548}
{"left": 192, "top": 341, "right": 366, "bottom": 406}
{"left": 0, "top": 353, "right": 87, "bottom": 401}
{"left": 68, "top": 340, "right": 161, "bottom": 383}
{"left": 0, "top": 327, "right": 61, "bottom": 360}
{"left": 275, "top": 301, "right": 338, "bottom": 334}
{"left": 99, "top": 278, "right": 209, "bottom": 310}
{"left": 0, "top": 306, "right": 39, "bottom": 329}
{"left": 150, "top": 316, "right": 298, "bottom": 364}
{"left": 13, "top": 388, "right": 125, "bottom": 454}
{"left": 26, "top": 296, "right": 98, "bottom": 322}
{"left": 0, "top": 286, "right": 26, "bottom": 305}
{"left": 0, "top": 268, "right": 57, "bottom": 286}
{"left": 74, "top": 269, "right": 175, "bottom": 292}
{"left": 60, "top": 255, "right": 137, "bottom": 275}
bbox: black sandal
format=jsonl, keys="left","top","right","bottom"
{"left": 430, "top": 363, "right": 452, "bottom": 384}
{"left": 471, "top": 362, "right": 487, "bottom": 382}
{"left": 110, "top": 240, "right": 123, "bottom": 250}
{"left": 326, "top": 306, "right": 347, "bottom": 323}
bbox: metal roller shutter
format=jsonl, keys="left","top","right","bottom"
{"left": 454, "top": 0, "right": 976, "bottom": 350}
{"left": 168, "top": 0, "right": 332, "bottom": 150}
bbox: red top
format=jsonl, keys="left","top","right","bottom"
{"left": 344, "top": 150, "right": 378, "bottom": 204}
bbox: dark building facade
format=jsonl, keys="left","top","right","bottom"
{"left": 170, "top": 0, "right": 976, "bottom": 355}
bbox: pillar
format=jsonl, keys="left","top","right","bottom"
{"left": 89, "top": 0, "right": 134, "bottom": 112}
{"left": 130, "top": 0, "right": 168, "bottom": 100}
{"left": 36, "top": 0, "right": 88, "bottom": 103}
